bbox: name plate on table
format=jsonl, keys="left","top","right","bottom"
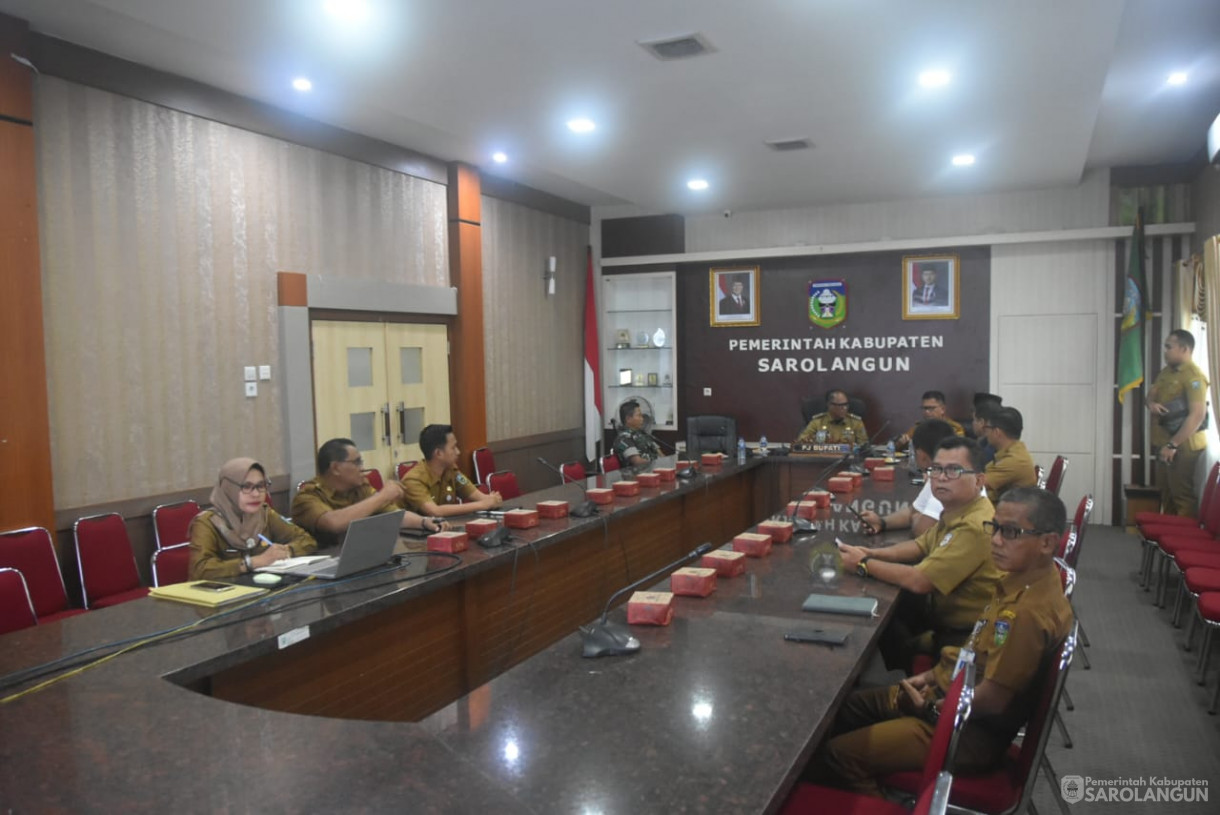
{"left": 792, "top": 443, "right": 852, "bottom": 457}
{"left": 802, "top": 593, "right": 878, "bottom": 617}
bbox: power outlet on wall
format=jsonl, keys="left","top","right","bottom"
{"left": 703, "top": 387, "right": 712, "bottom": 396}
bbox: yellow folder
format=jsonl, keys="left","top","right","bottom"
{"left": 148, "top": 580, "right": 268, "bottom": 608}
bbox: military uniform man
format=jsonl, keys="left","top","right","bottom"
{"left": 983, "top": 407, "right": 1038, "bottom": 504}
{"left": 614, "top": 399, "right": 661, "bottom": 467}
{"left": 896, "top": 390, "right": 966, "bottom": 449}
{"left": 402, "top": 424, "right": 503, "bottom": 517}
{"left": 798, "top": 389, "right": 867, "bottom": 445}
{"left": 818, "top": 487, "right": 1073, "bottom": 795}
{"left": 1149, "top": 329, "right": 1210, "bottom": 516}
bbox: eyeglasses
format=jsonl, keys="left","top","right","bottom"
{"left": 226, "top": 477, "right": 271, "bottom": 495}
{"left": 345, "top": 456, "right": 364, "bottom": 467}
{"left": 921, "top": 404, "right": 941, "bottom": 412}
{"left": 983, "top": 520, "right": 1049, "bottom": 541}
{"left": 828, "top": 401, "right": 849, "bottom": 408}
{"left": 924, "top": 464, "right": 978, "bottom": 479}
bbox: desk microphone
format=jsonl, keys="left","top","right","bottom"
{"left": 849, "top": 420, "right": 891, "bottom": 472}
{"left": 788, "top": 453, "right": 852, "bottom": 533}
{"left": 535, "top": 457, "right": 599, "bottom": 518}
{"left": 642, "top": 432, "right": 698, "bottom": 479}
{"left": 580, "top": 542, "right": 714, "bottom": 658}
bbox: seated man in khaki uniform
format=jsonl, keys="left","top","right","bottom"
{"left": 983, "top": 407, "right": 1038, "bottom": 504}
{"left": 797, "top": 389, "right": 867, "bottom": 445}
{"left": 402, "top": 424, "right": 503, "bottom": 517}
{"left": 1148, "top": 329, "right": 1210, "bottom": 516}
{"left": 895, "top": 390, "right": 966, "bottom": 450}
{"left": 291, "top": 437, "right": 444, "bottom": 550}
{"left": 838, "top": 437, "right": 1001, "bottom": 670}
{"left": 817, "top": 487, "right": 1073, "bottom": 796}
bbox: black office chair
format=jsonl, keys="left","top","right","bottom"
{"left": 685, "top": 415, "right": 737, "bottom": 457}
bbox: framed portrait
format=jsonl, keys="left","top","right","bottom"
{"left": 902, "top": 254, "right": 960, "bottom": 320}
{"left": 710, "top": 266, "right": 761, "bottom": 327}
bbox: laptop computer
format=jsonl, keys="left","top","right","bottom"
{"left": 274, "top": 510, "right": 405, "bottom": 579}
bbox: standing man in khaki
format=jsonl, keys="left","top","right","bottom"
{"left": 402, "top": 424, "right": 503, "bottom": 517}
{"left": 983, "top": 407, "right": 1038, "bottom": 504}
{"left": 1148, "top": 329, "right": 1210, "bottom": 516}
{"left": 838, "top": 437, "right": 1001, "bottom": 670}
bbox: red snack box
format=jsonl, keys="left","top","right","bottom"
{"left": 536, "top": 500, "right": 570, "bottom": 519}
{"left": 654, "top": 467, "right": 677, "bottom": 482}
{"left": 701, "top": 453, "right": 724, "bottom": 467}
{"left": 587, "top": 487, "right": 615, "bottom": 505}
{"left": 873, "top": 466, "right": 896, "bottom": 482}
{"left": 758, "top": 520, "right": 795, "bottom": 543}
{"left": 827, "top": 476, "right": 854, "bottom": 493}
{"left": 503, "top": 508, "right": 540, "bottom": 529}
{"left": 637, "top": 472, "right": 661, "bottom": 488}
{"left": 676, "top": 460, "right": 693, "bottom": 471}
{"left": 863, "top": 457, "right": 886, "bottom": 472}
{"left": 426, "top": 530, "right": 468, "bottom": 554}
{"left": 627, "top": 591, "right": 675, "bottom": 626}
{"left": 670, "top": 567, "right": 717, "bottom": 597}
{"left": 848, "top": 472, "right": 864, "bottom": 488}
{"left": 785, "top": 500, "right": 818, "bottom": 520}
{"left": 733, "top": 532, "right": 773, "bottom": 558}
{"left": 700, "top": 549, "right": 746, "bottom": 577}
{"left": 464, "top": 518, "right": 499, "bottom": 537}
{"left": 804, "top": 489, "right": 832, "bottom": 508}
{"left": 613, "top": 480, "right": 640, "bottom": 496}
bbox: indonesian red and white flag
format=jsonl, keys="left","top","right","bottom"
{"left": 583, "top": 247, "right": 603, "bottom": 462}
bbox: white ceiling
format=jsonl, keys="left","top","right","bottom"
{"left": 3, "top": 0, "right": 1218, "bottom": 215}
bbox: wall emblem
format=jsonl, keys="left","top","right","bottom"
{"left": 808, "top": 281, "right": 847, "bottom": 329}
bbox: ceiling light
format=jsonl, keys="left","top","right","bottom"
{"left": 292, "top": 77, "right": 313, "bottom": 92}
{"left": 567, "top": 118, "right": 596, "bottom": 134}
{"left": 919, "top": 70, "right": 952, "bottom": 88}
{"left": 492, "top": 151, "right": 508, "bottom": 164}
{"left": 1167, "top": 71, "right": 1188, "bottom": 86}
{"left": 951, "top": 154, "right": 975, "bottom": 167}
{"left": 687, "top": 179, "right": 709, "bottom": 191}
{"left": 323, "top": 0, "right": 371, "bottom": 24}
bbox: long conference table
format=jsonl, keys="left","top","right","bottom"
{"left": 0, "top": 456, "right": 918, "bottom": 813}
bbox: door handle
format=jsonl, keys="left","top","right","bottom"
{"left": 381, "top": 403, "right": 391, "bottom": 447}
{"left": 396, "top": 402, "right": 407, "bottom": 444}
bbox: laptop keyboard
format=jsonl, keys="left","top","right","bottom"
{"left": 293, "top": 556, "right": 339, "bottom": 576}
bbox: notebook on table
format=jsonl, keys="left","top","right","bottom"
{"left": 801, "top": 593, "right": 879, "bottom": 617}
{"left": 258, "top": 510, "right": 405, "bottom": 580}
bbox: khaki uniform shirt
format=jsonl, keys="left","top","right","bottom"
{"left": 985, "top": 440, "right": 1038, "bottom": 504}
{"left": 902, "top": 417, "right": 966, "bottom": 440}
{"left": 933, "top": 565, "right": 1073, "bottom": 742}
{"left": 1149, "top": 360, "right": 1209, "bottom": 451}
{"left": 290, "top": 478, "right": 401, "bottom": 550}
{"left": 188, "top": 508, "right": 316, "bottom": 580}
{"left": 401, "top": 464, "right": 480, "bottom": 512}
{"left": 798, "top": 412, "right": 868, "bottom": 444}
{"left": 913, "top": 494, "right": 1002, "bottom": 631}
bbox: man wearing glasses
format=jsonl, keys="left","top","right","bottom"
{"left": 982, "top": 407, "right": 1038, "bottom": 504}
{"left": 817, "top": 487, "right": 1072, "bottom": 794}
{"left": 894, "top": 390, "right": 965, "bottom": 450}
{"left": 292, "top": 437, "right": 445, "bottom": 549}
{"left": 838, "top": 437, "right": 1001, "bottom": 670}
{"left": 797, "top": 389, "right": 867, "bottom": 445}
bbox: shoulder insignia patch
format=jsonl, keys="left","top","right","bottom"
{"left": 456, "top": 473, "right": 470, "bottom": 486}
{"left": 998, "top": 609, "right": 1017, "bottom": 622}
{"left": 1192, "top": 380, "right": 1201, "bottom": 389}
{"left": 939, "top": 532, "right": 954, "bottom": 548}
{"left": 993, "top": 619, "right": 1010, "bottom": 647}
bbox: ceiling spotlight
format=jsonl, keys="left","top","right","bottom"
{"left": 951, "top": 154, "right": 975, "bottom": 167}
{"left": 492, "top": 151, "right": 508, "bottom": 164}
{"left": 292, "top": 77, "right": 313, "bottom": 92}
{"left": 919, "top": 70, "right": 952, "bottom": 88}
{"left": 567, "top": 118, "right": 596, "bottom": 134}
{"left": 687, "top": 178, "right": 709, "bottom": 191}
{"left": 324, "top": 0, "right": 371, "bottom": 24}
{"left": 1167, "top": 71, "right": 1188, "bottom": 86}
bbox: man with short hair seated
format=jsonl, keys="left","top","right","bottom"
{"left": 895, "top": 390, "right": 965, "bottom": 449}
{"left": 797, "top": 389, "right": 867, "bottom": 445}
{"left": 983, "top": 406, "right": 1038, "bottom": 504}
{"left": 401, "top": 424, "right": 503, "bottom": 517}
{"left": 971, "top": 394, "right": 1003, "bottom": 466}
{"left": 859, "top": 419, "right": 960, "bottom": 539}
{"left": 614, "top": 399, "right": 660, "bottom": 467}
{"left": 816, "top": 487, "right": 1073, "bottom": 795}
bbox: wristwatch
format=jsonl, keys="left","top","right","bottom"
{"left": 1166, "top": 442, "right": 1179, "bottom": 450}
{"left": 856, "top": 556, "right": 872, "bottom": 578}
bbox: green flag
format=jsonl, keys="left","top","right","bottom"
{"left": 1117, "top": 209, "right": 1146, "bottom": 403}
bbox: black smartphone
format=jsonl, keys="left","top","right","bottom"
{"left": 194, "top": 581, "right": 235, "bottom": 592}
{"left": 844, "top": 503, "right": 876, "bottom": 533}
{"left": 784, "top": 628, "right": 850, "bottom": 646}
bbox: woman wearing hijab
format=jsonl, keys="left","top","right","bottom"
{"left": 189, "top": 457, "right": 316, "bottom": 579}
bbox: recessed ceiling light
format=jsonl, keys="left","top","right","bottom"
{"left": 323, "top": 0, "right": 370, "bottom": 24}
{"left": 686, "top": 179, "right": 709, "bottom": 191}
{"left": 492, "top": 151, "right": 508, "bottom": 164}
{"left": 292, "top": 77, "right": 313, "bottom": 92}
{"left": 567, "top": 118, "right": 596, "bottom": 134}
{"left": 951, "top": 154, "right": 975, "bottom": 167}
{"left": 1167, "top": 71, "right": 1188, "bottom": 86}
{"left": 919, "top": 70, "right": 952, "bottom": 88}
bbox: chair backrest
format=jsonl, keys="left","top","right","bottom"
{"left": 472, "top": 447, "right": 496, "bottom": 487}
{"left": 1065, "top": 495, "right": 1094, "bottom": 569}
{"left": 1045, "top": 456, "right": 1069, "bottom": 496}
{"left": 396, "top": 460, "right": 419, "bottom": 480}
{"left": 1009, "top": 622, "right": 1078, "bottom": 808}
{"left": 73, "top": 513, "right": 141, "bottom": 609}
{"left": 487, "top": 470, "right": 522, "bottom": 500}
{"left": 685, "top": 414, "right": 737, "bottom": 457}
{"left": 923, "top": 661, "right": 974, "bottom": 789}
{"left": 151, "top": 542, "right": 192, "bottom": 588}
{"left": 1198, "top": 462, "right": 1220, "bottom": 520}
{"left": 913, "top": 771, "right": 954, "bottom": 815}
{"left": 1054, "top": 557, "right": 1077, "bottom": 599}
{"left": 152, "top": 500, "right": 200, "bottom": 550}
{"left": 601, "top": 453, "right": 621, "bottom": 474}
{"left": 1055, "top": 529, "right": 1076, "bottom": 562}
{"left": 0, "top": 526, "right": 72, "bottom": 618}
{"left": 362, "top": 468, "right": 385, "bottom": 491}
{"left": 0, "top": 567, "right": 38, "bottom": 635}
{"left": 560, "top": 461, "right": 587, "bottom": 484}
{"left": 1201, "top": 465, "right": 1220, "bottom": 535}
{"left": 1034, "top": 463, "right": 1045, "bottom": 489}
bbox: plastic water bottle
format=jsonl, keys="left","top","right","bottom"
{"left": 759, "top": 435, "right": 768, "bottom": 457}
{"left": 737, "top": 437, "right": 746, "bottom": 465}
{"left": 886, "top": 439, "right": 896, "bottom": 460}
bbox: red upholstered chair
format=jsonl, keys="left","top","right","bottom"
{"left": 152, "top": 500, "right": 200, "bottom": 550}
{"left": 396, "top": 460, "right": 419, "bottom": 480}
{"left": 472, "top": 447, "right": 496, "bottom": 488}
{"left": 782, "top": 771, "right": 953, "bottom": 815}
{"left": 1054, "top": 530, "right": 1076, "bottom": 562}
{"left": 1194, "top": 592, "right": 1220, "bottom": 713}
{"left": 1140, "top": 465, "right": 1220, "bottom": 590}
{"left": 1179, "top": 568, "right": 1220, "bottom": 644}
{"left": 1150, "top": 492, "right": 1220, "bottom": 608}
{"left": 362, "top": 468, "right": 385, "bottom": 491}
{"left": 486, "top": 470, "right": 522, "bottom": 501}
{"left": 1044, "top": 456, "right": 1068, "bottom": 497}
{"left": 1063, "top": 495, "right": 1093, "bottom": 665}
{"left": 1034, "top": 463, "right": 1045, "bottom": 489}
{"left": 1136, "top": 461, "right": 1220, "bottom": 529}
{"left": 560, "top": 461, "right": 588, "bottom": 484}
{"left": 601, "top": 453, "right": 621, "bottom": 474}
{"left": 0, "top": 526, "right": 85, "bottom": 623}
{"left": 151, "top": 543, "right": 191, "bottom": 587}
{"left": 0, "top": 567, "right": 38, "bottom": 635}
{"left": 73, "top": 513, "right": 148, "bottom": 609}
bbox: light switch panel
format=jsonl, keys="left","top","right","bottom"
{"left": 258, "top": 365, "right": 271, "bottom": 380}
{"left": 245, "top": 382, "right": 258, "bottom": 397}
{"left": 244, "top": 366, "right": 257, "bottom": 382}
{"left": 703, "top": 387, "right": 712, "bottom": 397}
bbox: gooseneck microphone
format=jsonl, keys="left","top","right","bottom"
{"left": 787, "top": 452, "right": 852, "bottom": 533}
{"left": 580, "top": 542, "right": 714, "bottom": 658}
{"left": 848, "top": 419, "right": 892, "bottom": 472}
{"left": 536, "top": 457, "right": 599, "bottom": 518}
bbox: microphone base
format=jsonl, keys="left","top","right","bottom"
{"left": 793, "top": 518, "right": 817, "bottom": 534}
{"left": 580, "top": 621, "right": 640, "bottom": 658}
{"left": 570, "top": 500, "right": 599, "bottom": 518}
{"left": 676, "top": 467, "right": 698, "bottom": 480}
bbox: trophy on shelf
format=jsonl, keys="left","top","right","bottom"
{"left": 615, "top": 329, "right": 631, "bottom": 349}
{"left": 634, "top": 372, "right": 646, "bottom": 387}
{"left": 663, "top": 373, "right": 672, "bottom": 387}
{"left": 636, "top": 331, "right": 650, "bottom": 348}
{"left": 647, "top": 372, "right": 659, "bottom": 387}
